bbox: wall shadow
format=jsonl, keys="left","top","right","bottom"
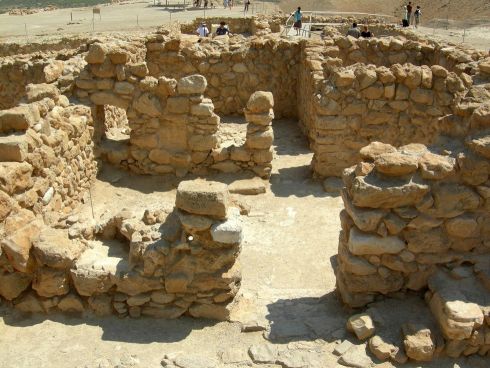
{"left": 264, "top": 291, "right": 350, "bottom": 344}
{"left": 0, "top": 309, "right": 214, "bottom": 344}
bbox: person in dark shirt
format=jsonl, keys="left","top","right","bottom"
{"left": 361, "top": 25, "right": 374, "bottom": 38}
{"left": 215, "top": 21, "right": 231, "bottom": 36}
{"left": 407, "top": 2, "right": 413, "bottom": 25}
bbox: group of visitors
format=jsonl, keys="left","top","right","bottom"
{"left": 196, "top": 21, "right": 231, "bottom": 38}
{"left": 402, "top": 2, "right": 422, "bottom": 28}
{"left": 193, "top": 0, "right": 215, "bottom": 8}
{"left": 346, "top": 23, "right": 374, "bottom": 39}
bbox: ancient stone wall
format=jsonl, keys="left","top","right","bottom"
{"left": 0, "top": 55, "right": 85, "bottom": 109}
{"left": 143, "top": 35, "right": 299, "bottom": 116}
{"left": 0, "top": 83, "right": 97, "bottom": 221}
{"left": 0, "top": 180, "right": 242, "bottom": 320}
{"left": 309, "top": 62, "right": 468, "bottom": 177}
{"left": 75, "top": 42, "right": 274, "bottom": 177}
{"left": 335, "top": 96, "right": 490, "bottom": 357}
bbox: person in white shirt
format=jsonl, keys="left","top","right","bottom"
{"left": 196, "top": 23, "right": 209, "bottom": 38}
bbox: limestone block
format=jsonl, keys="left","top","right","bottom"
{"left": 405, "top": 228, "right": 449, "bottom": 253}
{"left": 176, "top": 180, "right": 229, "bottom": 219}
{"left": 357, "top": 68, "right": 378, "bottom": 90}
{"left": 133, "top": 93, "right": 163, "bottom": 117}
{"left": 411, "top": 88, "right": 434, "bottom": 105}
{"left": 361, "top": 82, "right": 384, "bottom": 99}
{"left": 188, "top": 303, "right": 231, "bottom": 321}
{"left": 0, "top": 105, "right": 39, "bottom": 132}
{"left": 350, "top": 173, "right": 430, "bottom": 209}
{"left": 0, "top": 133, "right": 27, "bottom": 162}
{"left": 116, "top": 271, "right": 163, "bottom": 296}
{"left": 369, "top": 335, "right": 404, "bottom": 363}
{"left": 114, "top": 81, "right": 135, "bottom": 95}
{"left": 189, "top": 134, "right": 218, "bottom": 151}
{"left": 129, "top": 62, "right": 149, "bottom": 78}
{"left": 58, "top": 293, "right": 85, "bottom": 313}
{"left": 211, "top": 208, "right": 243, "bottom": 244}
{"left": 334, "top": 69, "right": 355, "bottom": 87}
{"left": 402, "top": 323, "right": 436, "bottom": 361}
{"left": 347, "top": 313, "right": 375, "bottom": 340}
{"left": 246, "top": 128, "right": 273, "bottom": 150}
{"left": 423, "top": 183, "right": 481, "bottom": 218}
{"left": 0, "top": 190, "right": 13, "bottom": 222}
{"left": 85, "top": 43, "right": 107, "bottom": 64}
{"left": 342, "top": 190, "right": 385, "bottom": 232}
{"left": 245, "top": 110, "right": 274, "bottom": 126}
{"left": 359, "top": 142, "right": 397, "bottom": 160}
{"left": 90, "top": 92, "right": 129, "bottom": 109}
{"left": 445, "top": 215, "right": 479, "bottom": 238}
{"left": 32, "top": 267, "right": 69, "bottom": 298}
{"left": 246, "top": 91, "right": 274, "bottom": 113}
{"left": 253, "top": 148, "right": 273, "bottom": 164}
{"left": 468, "top": 133, "right": 490, "bottom": 159}
{"left": 43, "top": 60, "right": 64, "bottom": 83}
{"left": 1, "top": 220, "right": 42, "bottom": 272}
{"left": 130, "top": 134, "right": 158, "bottom": 150}
{"left": 166, "top": 97, "right": 190, "bottom": 114}
{"left": 141, "top": 305, "right": 186, "bottom": 318}
{"left": 211, "top": 161, "right": 241, "bottom": 173}
{"left": 418, "top": 152, "right": 456, "bottom": 180}
{"left": 177, "top": 211, "right": 213, "bottom": 232}
{"left": 165, "top": 272, "right": 192, "bottom": 293}
{"left": 26, "top": 83, "right": 60, "bottom": 103}
{"left": 88, "top": 294, "right": 113, "bottom": 316}
{"left": 229, "top": 178, "right": 266, "bottom": 195}
{"left": 190, "top": 102, "right": 214, "bottom": 117}
{"left": 75, "top": 79, "right": 97, "bottom": 90}
{"left": 32, "top": 228, "right": 85, "bottom": 269}
{"left": 0, "top": 272, "right": 32, "bottom": 300}
{"left": 431, "top": 65, "right": 448, "bottom": 78}
{"left": 348, "top": 227, "right": 405, "bottom": 255}
{"left": 374, "top": 152, "right": 419, "bottom": 176}
{"left": 229, "top": 146, "right": 251, "bottom": 162}
{"left": 177, "top": 74, "right": 207, "bottom": 95}
{"left": 108, "top": 50, "right": 128, "bottom": 64}
{"left": 148, "top": 148, "right": 171, "bottom": 164}
{"left": 14, "top": 292, "right": 44, "bottom": 313}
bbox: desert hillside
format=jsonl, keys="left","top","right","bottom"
{"left": 278, "top": 0, "right": 490, "bottom": 23}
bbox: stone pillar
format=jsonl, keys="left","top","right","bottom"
{"left": 244, "top": 91, "right": 274, "bottom": 178}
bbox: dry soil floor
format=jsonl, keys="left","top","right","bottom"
{"left": 0, "top": 120, "right": 487, "bottom": 368}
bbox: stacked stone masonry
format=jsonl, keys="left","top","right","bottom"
{"left": 336, "top": 96, "right": 490, "bottom": 356}
{"left": 0, "top": 180, "right": 242, "bottom": 320}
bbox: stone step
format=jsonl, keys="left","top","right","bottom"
{"left": 0, "top": 133, "right": 28, "bottom": 162}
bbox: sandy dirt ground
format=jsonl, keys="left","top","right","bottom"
{"left": 0, "top": 120, "right": 488, "bottom": 368}
{"left": 0, "top": 1, "right": 275, "bottom": 41}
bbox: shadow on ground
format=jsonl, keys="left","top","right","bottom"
{"left": 0, "top": 310, "right": 216, "bottom": 344}
{"left": 264, "top": 291, "right": 349, "bottom": 343}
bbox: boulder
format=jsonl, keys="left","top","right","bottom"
{"left": 246, "top": 128, "right": 274, "bottom": 150}
{"left": 0, "top": 190, "right": 13, "bottom": 222}
{"left": 133, "top": 93, "right": 163, "bottom": 117}
{"left": 57, "top": 293, "right": 85, "bottom": 313}
{"left": 210, "top": 208, "right": 243, "bottom": 245}
{"left": 43, "top": 60, "right": 64, "bottom": 83}
{"left": 85, "top": 43, "right": 107, "bottom": 64}
{"left": 176, "top": 180, "right": 229, "bottom": 219}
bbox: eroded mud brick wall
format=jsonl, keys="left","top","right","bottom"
{"left": 1, "top": 180, "right": 242, "bottom": 320}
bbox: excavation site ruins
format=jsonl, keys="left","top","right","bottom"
{"left": 0, "top": 8, "right": 489, "bottom": 368}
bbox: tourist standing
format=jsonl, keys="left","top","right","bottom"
{"left": 293, "top": 7, "right": 302, "bottom": 36}
{"left": 196, "top": 22, "right": 209, "bottom": 37}
{"left": 407, "top": 2, "right": 413, "bottom": 25}
{"left": 215, "top": 21, "right": 231, "bottom": 36}
{"left": 360, "top": 25, "right": 373, "bottom": 38}
{"left": 244, "top": 0, "right": 250, "bottom": 13}
{"left": 414, "top": 6, "right": 421, "bottom": 28}
{"left": 347, "top": 22, "right": 361, "bottom": 38}
{"left": 402, "top": 6, "right": 409, "bottom": 27}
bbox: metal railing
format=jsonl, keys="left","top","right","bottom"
{"left": 281, "top": 10, "right": 396, "bottom": 38}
